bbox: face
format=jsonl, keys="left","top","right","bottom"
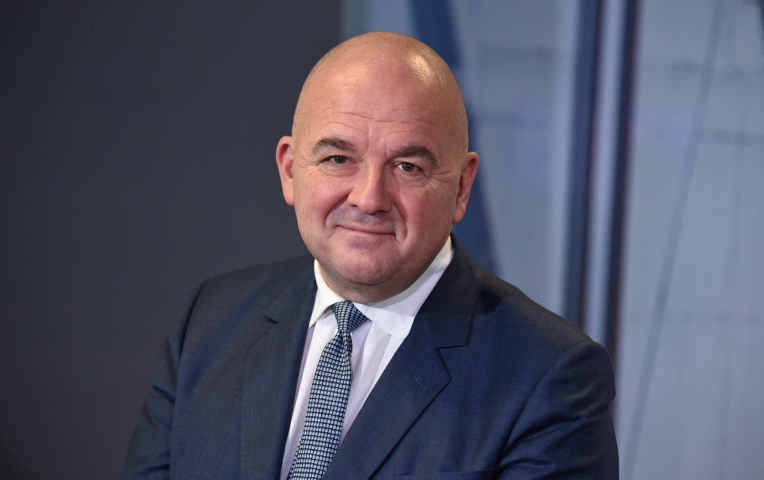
{"left": 276, "top": 58, "right": 478, "bottom": 302}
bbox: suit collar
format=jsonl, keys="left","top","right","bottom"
{"left": 419, "top": 233, "right": 486, "bottom": 348}
{"left": 263, "top": 262, "right": 317, "bottom": 324}
{"left": 241, "top": 263, "right": 316, "bottom": 480}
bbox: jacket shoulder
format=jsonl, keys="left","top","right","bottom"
{"left": 196, "top": 255, "right": 315, "bottom": 308}
{"left": 173, "top": 255, "right": 315, "bottom": 348}
{"left": 477, "top": 272, "right": 590, "bottom": 350}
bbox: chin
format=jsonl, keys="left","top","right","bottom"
{"left": 335, "top": 262, "right": 392, "bottom": 287}
{"left": 323, "top": 252, "right": 398, "bottom": 287}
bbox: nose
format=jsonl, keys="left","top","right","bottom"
{"left": 347, "top": 164, "right": 392, "bottom": 215}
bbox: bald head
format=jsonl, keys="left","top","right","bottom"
{"left": 275, "top": 32, "right": 479, "bottom": 302}
{"left": 293, "top": 32, "right": 469, "bottom": 158}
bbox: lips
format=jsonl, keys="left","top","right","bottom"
{"left": 327, "top": 208, "right": 398, "bottom": 237}
{"left": 337, "top": 224, "right": 394, "bottom": 235}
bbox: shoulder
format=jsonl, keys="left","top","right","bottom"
{"left": 441, "top": 240, "right": 605, "bottom": 376}
{"left": 477, "top": 272, "right": 590, "bottom": 352}
{"left": 443, "top": 237, "right": 591, "bottom": 356}
{"left": 205, "top": 255, "right": 314, "bottom": 291}
{"left": 170, "top": 255, "right": 315, "bottom": 350}
{"left": 194, "top": 255, "right": 315, "bottom": 308}
{"left": 471, "top": 271, "right": 615, "bottom": 414}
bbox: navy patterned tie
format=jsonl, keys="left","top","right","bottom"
{"left": 288, "top": 300, "right": 368, "bottom": 480}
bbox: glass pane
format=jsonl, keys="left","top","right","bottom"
{"left": 617, "top": 1, "right": 764, "bottom": 478}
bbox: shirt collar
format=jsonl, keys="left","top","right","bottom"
{"left": 310, "top": 236, "right": 453, "bottom": 340}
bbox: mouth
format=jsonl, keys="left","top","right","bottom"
{"left": 337, "top": 224, "right": 395, "bottom": 236}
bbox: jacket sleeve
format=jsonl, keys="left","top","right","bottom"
{"left": 497, "top": 340, "right": 619, "bottom": 479}
{"left": 120, "top": 283, "right": 205, "bottom": 480}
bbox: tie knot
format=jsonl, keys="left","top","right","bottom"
{"left": 331, "top": 301, "right": 368, "bottom": 333}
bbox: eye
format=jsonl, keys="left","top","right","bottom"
{"left": 328, "top": 155, "right": 348, "bottom": 164}
{"left": 398, "top": 162, "right": 418, "bottom": 173}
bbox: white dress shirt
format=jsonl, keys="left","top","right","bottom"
{"left": 279, "top": 237, "right": 453, "bottom": 479}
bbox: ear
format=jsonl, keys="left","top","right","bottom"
{"left": 452, "top": 151, "right": 479, "bottom": 224}
{"left": 275, "top": 136, "right": 296, "bottom": 206}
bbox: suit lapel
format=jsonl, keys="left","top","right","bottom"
{"left": 324, "top": 236, "right": 485, "bottom": 480}
{"left": 241, "top": 265, "right": 316, "bottom": 480}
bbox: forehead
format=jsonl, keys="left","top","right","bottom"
{"left": 299, "top": 66, "right": 455, "bottom": 153}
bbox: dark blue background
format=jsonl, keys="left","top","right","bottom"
{"left": 0, "top": 1, "right": 340, "bottom": 478}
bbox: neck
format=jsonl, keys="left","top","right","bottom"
{"left": 318, "top": 265, "right": 423, "bottom": 304}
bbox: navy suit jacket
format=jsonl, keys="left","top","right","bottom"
{"left": 121, "top": 237, "right": 618, "bottom": 479}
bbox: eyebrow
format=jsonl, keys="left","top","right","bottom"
{"left": 390, "top": 145, "right": 437, "bottom": 168}
{"left": 311, "top": 137, "right": 437, "bottom": 167}
{"left": 311, "top": 136, "right": 357, "bottom": 157}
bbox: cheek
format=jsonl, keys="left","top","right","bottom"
{"left": 293, "top": 176, "right": 345, "bottom": 225}
{"left": 400, "top": 188, "right": 455, "bottom": 231}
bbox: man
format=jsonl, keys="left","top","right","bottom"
{"left": 122, "top": 32, "right": 618, "bottom": 479}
